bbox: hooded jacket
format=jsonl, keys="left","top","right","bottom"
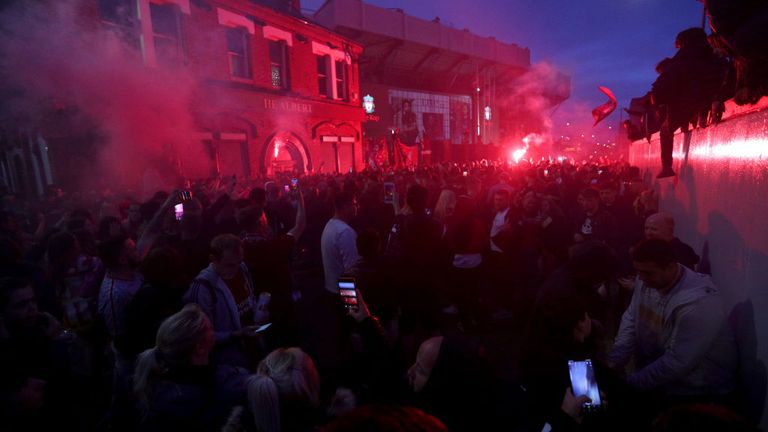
{"left": 610, "top": 266, "right": 737, "bottom": 396}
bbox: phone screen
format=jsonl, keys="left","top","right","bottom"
{"left": 174, "top": 203, "right": 184, "bottom": 221}
{"left": 254, "top": 323, "right": 272, "bottom": 333}
{"left": 338, "top": 278, "right": 358, "bottom": 309}
{"left": 291, "top": 178, "right": 299, "bottom": 191}
{"left": 568, "top": 359, "right": 601, "bottom": 409}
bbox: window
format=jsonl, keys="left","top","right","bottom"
{"left": 317, "top": 55, "right": 330, "bottom": 97}
{"left": 99, "top": 0, "right": 135, "bottom": 26}
{"left": 335, "top": 60, "right": 348, "bottom": 100}
{"left": 269, "top": 40, "right": 289, "bottom": 89}
{"left": 226, "top": 27, "right": 251, "bottom": 79}
{"left": 99, "top": 0, "right": 139, "bottom": 49}
{"left": 150, "top": 3, "right": 183, "bottom": 65}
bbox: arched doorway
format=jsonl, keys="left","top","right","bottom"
{"left": 263, "top": 132, "right": 309, "bottom": 175}
{"left": 312, "top": 121, "right": 360, "bottom": 173}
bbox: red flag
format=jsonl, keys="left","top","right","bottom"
{"left": 591, "top": 86, "right": 618, "bottom": 126}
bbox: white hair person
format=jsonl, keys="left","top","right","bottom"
{"left": 247, "top": 347, "right": 321, "bottom": 432}
{"left": 133, "top": 304, "right": 214, "bottom": 407}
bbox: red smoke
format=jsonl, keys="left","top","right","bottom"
{"left": 0, "top": 0, "right": 209, "bottom": 196}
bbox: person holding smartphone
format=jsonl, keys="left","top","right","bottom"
{"left": 239, "top": 188, "right": 306, "bottom": 345}
{"left": 519, "top": 289, "right": 612, "bottom": 431}
{"left": 183, "top": 234, "right": 267, "bottom": 367}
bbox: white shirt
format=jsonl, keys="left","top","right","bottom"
{"left": 321, "top": 218, "right": 360, "bottom": 293}
{"left": 490, "top": 207, "right": 510, "bottom": 252}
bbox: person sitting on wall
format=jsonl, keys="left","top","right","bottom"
{"left": 651, "top": 28, "right": 727, "bottom": 178}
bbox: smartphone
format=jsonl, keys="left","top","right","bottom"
{"left": 290, "top": 178, "right": 299, "bottom": 192}
{"left": 384, "top": 182, "right": 395, "bottom": 204}
{"left": 568, "top": 359, "right": 601, "bottom": 411}
{"left": 463, "top": 171, "right": 468, "bottom": 177}
{"left": 284, "top": 184, "right": 290, "bottom": 193}
{"left": 254, "top": 323, "right": 272, "bottom": 333}
{"left": 174, "top": 203, "right": 184, "bottom": 221}
{"left": 337, "top": 277, "right": 358, "bottom": 310}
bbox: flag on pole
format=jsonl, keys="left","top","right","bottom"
{"left": 592, "top": 86, "right": 618, "bottom": 126}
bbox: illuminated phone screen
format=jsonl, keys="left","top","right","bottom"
{"left": 338, "top": 279, "right": 358, "bottom": 308}
{"left": 568, "top": 359, "right": 601, "bottom": 409}
{"left": 174, "top": 203, "right": 184, "bottom": 221}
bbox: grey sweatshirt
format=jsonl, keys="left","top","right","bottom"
{"left": 610, "top": 265, "right": 738, "bottom": 396}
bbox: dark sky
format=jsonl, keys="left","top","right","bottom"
{"left": 303, "top": 0, "right": 705, "bottom": 136}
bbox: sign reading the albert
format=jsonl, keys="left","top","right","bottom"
{"left": 264, "top": 98, "right": 313, "bottom": 114}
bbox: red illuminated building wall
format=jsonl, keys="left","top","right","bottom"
{"left": 179, "top": 0, "right": 365, "bottom": 176}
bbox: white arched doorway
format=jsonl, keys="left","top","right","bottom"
{"left": 264, "top": 132, "right": 309, "bottom": 175}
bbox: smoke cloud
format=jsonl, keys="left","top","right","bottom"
{"left": 0, "top": 0, "right": 209, "bottom": 196}
{"left": 501, "top": 62, "right": 570, "bottom": 158}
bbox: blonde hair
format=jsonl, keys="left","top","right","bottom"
{"left": 433, "top": 189, "right": 457, "bottom": 223}
{"left": 133, "top": 304, "right": 211, "bottom": 406}
{"left": 247, "top": 348, "right": 320, "bottom": 432}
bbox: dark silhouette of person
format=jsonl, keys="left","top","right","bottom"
{"left": 651, "top": 28, "right": 727, "bottom": 178}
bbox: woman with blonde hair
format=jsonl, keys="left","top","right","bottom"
{"left": 432, "top": 189, "right": 457, "bottom": 234}
{"left": 227, "top": 347, "right": 321, "bottom": 432}
{"left": 133, "top": 304, "right": 224, "bottom": 431}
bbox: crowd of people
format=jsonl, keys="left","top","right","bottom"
{"left": 0, "top": 158, "right": 760, "bottom": 431}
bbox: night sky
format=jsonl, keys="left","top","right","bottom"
{"left": 303, "top": 0, "right": 705, "bottom": 137}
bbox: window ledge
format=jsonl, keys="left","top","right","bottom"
{"left": 230, "top": 76, "right": 254, "bottom": 84}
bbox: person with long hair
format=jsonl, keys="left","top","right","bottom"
{"left": 133, "top": 304, "right": 226, "bottom": 431}
{"left": 226, "top": 347, "right": 321, "bottom": 432}
{"left": 432, "top": 189, "right": 457, "bottom": 233}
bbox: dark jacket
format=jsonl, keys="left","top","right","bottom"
{"left": 141, "top": 364, "right": 247, "bottom": 432}
{"left": 670, "top": 237, "right": 700, "bottom": 271}
{"left": 417, "top": 336, "right": 494, "bottom": 431}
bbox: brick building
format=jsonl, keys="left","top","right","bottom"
{"left": 0, "top": 0, "right": 365, "bottom": 195}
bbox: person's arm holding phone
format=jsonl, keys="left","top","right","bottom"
{"left": 608, "top": 284, "right": 641, "bottom": 371}
{"left": 345, "top": 288, "right": 391, "bottom": 381}
{"left": 287, "top": 189, "right": 306, "bottom": 240}
{"left": 538, "top": 387, "right": 591, "bottom": 431}
{"left": 136, "top": 190, "right": 178, "bottom": 260}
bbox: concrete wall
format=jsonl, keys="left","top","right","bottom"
{"left": 630, "top": 101, "right": 768, "bottom": 426}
